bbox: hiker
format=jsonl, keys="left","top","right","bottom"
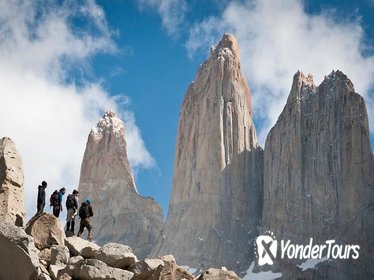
{"left": 36, "top": 181, "right": 47, "bottom": 214}
{"left": 77, "top": 198, "right": 94, "bottom": 241}
{"left": 66, "top": 190, "right": 79, "bottom": 233}
{"left": 51, "top": 187, "right": 66, "bottom": 218}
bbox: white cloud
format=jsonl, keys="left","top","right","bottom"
{"left": 0, "top": 1, "right": 154, "bottom": 219}
{"left": 135, "top": 0, "right": 187, "bottom": 35}
{"left": 187, "top": 0, "right": 374, "bottom": 144}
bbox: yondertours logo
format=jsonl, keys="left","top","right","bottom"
{"left": 256, "top": 232, "right": 278, "bottom": 265}
{"left": 255, "top": 232, "right": 360, "bottom": 266}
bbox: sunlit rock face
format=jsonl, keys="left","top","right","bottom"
{"left": 78, "top": 110, "right": 163, "bottom": 259}
{"left": 0, "top": 137, "right": 25, "bottom": 227}
{"left": 153, "top": 34, "right": 264, "bottom": 275}
{"left": 262, "top": 71, "right": 374, "bottom": 279}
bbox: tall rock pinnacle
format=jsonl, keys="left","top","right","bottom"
{"left": 153, "top": 34, "right": 263, "bottom": 274}
{"left": 0, "top": 137, "right": 25, "bottom": 226}
{"left": 262, "top": 70, "right": 374, "bottom": 279}
{"left": 78, "top": 110, "right": 163, "bottom": 259}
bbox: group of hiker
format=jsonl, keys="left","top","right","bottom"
{"left": 36, "top": 181, "right": 94, "bottom": 241}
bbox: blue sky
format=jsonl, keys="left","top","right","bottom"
{"left": 0, "top": 0, "right": 373, "bottom": 219}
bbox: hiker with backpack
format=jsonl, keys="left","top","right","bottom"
{"left": 77, "top": 198, "right": 94, "bottom": 241}
{"left": 50, "top": 187, "right": 66, "bottom": 218}
{"left": 65, "top": 190, "right": 79, "bottom": 233}
{"left": 36, "top": 181, "right": 47, "bottom": 214}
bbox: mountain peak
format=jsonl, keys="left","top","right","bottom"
{"left": 322, "top": 70, "right": 355, "bottom": 92}
{"left": 211, "top": 33, "right": 240, "bottom": 59}
{"left": 91, "top": 109, "right": 124, "bottom": 138}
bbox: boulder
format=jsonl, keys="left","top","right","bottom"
{"left": 158, "top": 256, "right": 193, "bottom": 280}
{"left": 196, "top": 268, "right": 239, "bottom": 280}
{"left": 25, "top": 213, "right": 66, "bottom": 250}
{"left": 129, "top": 255, "right": 194, "bottom": 280}
{"left": 38, "top": 273, "right": 52, "bottom": 280}
{"left": 96, "top": 242, "right": 138, "bottom": 269}
{"left": 129, "top": 258, "right": 164, "bottom": 280}
{"left": 0, "top": 137, "right": 26, "bottom": 226}
{"left": 0, "top": 219, "right": 40, "bottom": 279}
{"left": 65, "top": 236, "right": 100, "bottom": 258}
{"left": 68, "top": 255, "right": 84, "bottom": 266}
{"left": 57, "top": 265, "right": 80, "bottom": 280}
{"left": 50, "top": 245, "right": 70, "bottom": 266}
{"left": 58, "top": 273, "right": 72, "bottom": 280}
{"left": 49, "top": 264, "right": 66, "bottom": 280}
{"left": 39, "top": 248, "right": 52, "bottom": 263}
{"left": 78, "top": 259, "right": 134, "bottom": 280}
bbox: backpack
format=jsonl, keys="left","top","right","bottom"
{"left": 79, "top": 203, "right": 90, "bottom": 219}
{"left": 66, "top": 194, "right": 75, "bottom": 209}
{"left": 50, "top": 190, "right": 59, "bottom": 206}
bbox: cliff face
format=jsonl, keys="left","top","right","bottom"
{"left": 153, "top": 34, "right": 263, "bottom": 274}
{"left": 262, "top": 71, "right": 374, "bottom": 279}
{"left": 0, "top": 137, "right": 25, "bottom": 226}
{"left": 78, "top": 110, "right": 163, "bottom": 259}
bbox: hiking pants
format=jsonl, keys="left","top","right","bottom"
{"left": 66, "top": 208, "right": 76, "bottom": 232}
{"left": 78, "top": 218, "right": 93, "bottom": 241}
{"left": 53, "top": 205, "right": 61, "bottom": 218}
{"left": 36, "top": 203, "right": 45, "bottom": 215}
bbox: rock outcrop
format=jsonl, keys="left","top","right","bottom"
{"left": 78, "top": 110, "right": 163, "bottom": 259}
{"left": 262, "top": 70, "right": 374, "bottom": 279}
{"left": 0, "top": 220, "right": 40, "bottom": 280}
{"left": 153, "top": 33, "right": 263, "bottom": 274}
{"left": 25, "top": 213, "right": 66, "bottom": 250}
{"left": 0, "top": 137, "right": 25, "bottom": 226}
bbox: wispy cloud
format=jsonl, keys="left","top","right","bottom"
{"left": 0, "top": 0, "right": 154, "bottom": 218}
{"left": 186, "top": 0, "right": 374, "bottom": 144}
{"left": 135, "top": 0, "right": 187, "bottom": 36}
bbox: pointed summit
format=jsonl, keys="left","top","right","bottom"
{"left": 91, "top": 109, "right": 124, "bottom": 139}
{"left": 321, "top": 70, "right": 355, "bottom": 92}
{"left": 78, "top": 111, "right": 163, "bottom": 258}
{"left": 153, "top": 34, "right": 263, "bottom": 275}
{"left": 211, "top": 33, "right": 240, "bottom": 59}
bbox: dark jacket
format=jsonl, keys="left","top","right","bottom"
{"left": 80, "top": 202, "right": 93, "bottom": 218}
{"left": 37, "top": 185, "right": 46, "bottom": 205}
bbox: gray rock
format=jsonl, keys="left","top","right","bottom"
{"left": 0, "top": 137, "right": 26, "bottom": 226}
{"left": 49, "top": 264, "right": 65, "bottom": 280}
{"left": 57, "top": 265, "right": 80, "bottom": 280}
{"left": 262, "top": 70, "right": 374, "bottom": 279}
{"left": 38, "top": 273, "right": 52, "bottom": 280}
{"left": 0, "top": 219, "right": 40, "bottom": 279}
{"left": 39, "top": 248, "right": 52, "bottom": 263}
{"left": 68, "top": 255, "right": 84, "bottom": 266}
{"left": 65, "top": 236, "right": 100, "bottom": 258}
{"left": 57, "top": 273, "right": 72, "bottom": 280}
{"left": 153, "top": 33, "right": 263, "bottom": 274}
{"left": 50, "top": 245, "right": 70, "bottom": 266}
{"left": 129, "top": 258, "right": 164, "bottom": 280}
{"left": 78, "top": 110, "right": 164, "bottom": 259}
{"left": 25, "top": 213, "right": 66, "bottom": 250}
{"left": 96, "top": 242, "right": 138, "bottom": 269}
{"left": 78, "top": 259, "right": 134, "bottom": 280}
{"left": 197, "top": 268, "right": 240, "bottom": 280}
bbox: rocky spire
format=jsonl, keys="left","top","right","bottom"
{"left": 153, "top": 34, "right": 263, "bottom": 275}
{"left": 0, "top": 137, "right": 25, "bottom": 227}
{"left": 78, "top": 110, "right": 163, "bottom": 259}
{"left": 262, "top": 70, "right": 374, "bottom": 279}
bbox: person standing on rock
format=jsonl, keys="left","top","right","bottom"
{"left": 52, "top": 187, "right": 66, "bottom": 218}
{"left": 66, "top": 189, "right": 79, "bottom": 234}
{"left": 36, "top": 181, "right": 47, "bottom": 214}
{"left": 77, "top": 198, "right": 94, "bottom": 241}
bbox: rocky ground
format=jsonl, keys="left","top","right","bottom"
{"left": 0, "top": 213, "right": 240, "bottom": 280}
